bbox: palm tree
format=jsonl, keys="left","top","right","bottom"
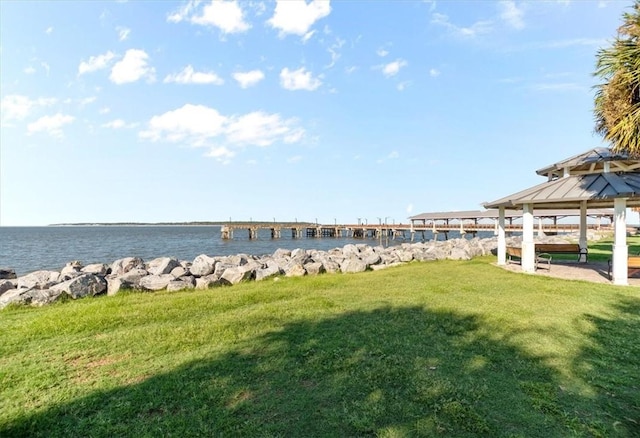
{"left": 594, "top": 1, "right": 640, "bottom": 154}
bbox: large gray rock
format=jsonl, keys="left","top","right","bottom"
{"left": 51, "top": 274, "right": 107, "bottom": 299}
{"left": 106, "top": 268, "right": 149, "bottom": 296}
{"left": 17, "top": 270, "right": 61, "bottom": 290}
{"left": 110, "top": 257, "right": 145, "bottom": 276}
{"left": 139, "top": 274, "right": 174, "bottom": 291}
{"left": 195, "top": 274, "right": 222, "bottom": 289}
{"left": 0, "top": 268, "right": 17, "bottom": 280}
{"left": 147, "top": 257, "right": 180, "bottom": 276}
{"left": 0, "top": 279, "right": 17, "bottom": 296}
{"left": 283, "top": 261, "right": 306, "bottom": 277}
{"left": 342, "top": 244, "right": 360, "bottom": 257}
{"left": 255, "top": 262, "right": 281, "bottom": 281}
{"left": 167, "top": 279, "right": 196, "bottom": 292}
{"left": 170, "top": 266, "right": 188, "bottom": 278}
{"left": 304, "top": 262, "right": 325, "bottom": 276}
{"left": 220, "top": 265, "right": 254, "bottom": 285}
{"left": 273, "top": 248, "right": 291, "bottom": 259}
{"left": 340, "top": 257, "right": 367, "bottom": 273}
{"left": 82, "top": 263, "right": 110, "bottom": 275}
{"left": 448, "top": 246, "right": 471, "bottom": 260}
{"left": 190, "top": 254, "right": 218, "bottom": 276}
{"left": 24, "top": 288, "right": 65, "bottom": 306}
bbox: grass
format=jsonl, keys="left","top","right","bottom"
{"left": 1, "top": 243, "right": 639, "bottom": 437}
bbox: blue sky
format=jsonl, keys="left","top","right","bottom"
{"left": 0, "top": 0, "right": 632, "bottom": 226}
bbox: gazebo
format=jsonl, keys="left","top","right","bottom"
{"left": 484, "top": 147, "right": 640, "bottom": 285}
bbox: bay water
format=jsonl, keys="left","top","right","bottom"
{"left": 0, "top": 225, "right": 489, "bottom": 276}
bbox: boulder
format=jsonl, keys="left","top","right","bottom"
{"left": 273, "top": 248, "right": 291, "bottom": 259}
{"left": 0, "top": 287, "right": 62, "bottom": 309}
{"left": 195, "top": 274, "right": 222, "bottom": 289}
{"left": 167, "top": 279, "right": 196, "bottom": 292}
{"left": 61, "top": 260, "right": 83, "bottom": 275}
{"left": 304, "top": 262, "right": 325, "bottom": 276}
{"left": 0, "top": 268, "right": 17, "bottom": 280}
{"left": 342, "top": 244, "right": 360, "bottom": 257}
{"left": 340, "top": 257, "right": 367, "bottom": 274}
{"left": 51, "top": 274, "right": 107, "bottom": 299}
{"left": 220, "top": 265, "right": 254, "bottom": 285}
{"left": 448, "top": 246, "right": 471, "bottom": 260}
{"left": 82, "top": 263, "right": 110, "bottom": 275}
{"left": 17, "top": 270, "right": 61, "bottom": 290}
{"left": 106, "top": 268, "right": 149, "bottom": 295}
{"left": 255, "top": 262, "right": 281, "bottom": 281}
{"left": 170, "top": 266, "right": 188, "bottom": 278}
{"left": 0, "top": 279, "right": 17, "bottom": 296}
{"left": 147, "top": 257, "right": 180, "bottom": 276}
{"left": 139, "top": 274, "right": 174, "bottom": 291}
{"left": 283, "top": 261, "right": 306, "bottom": 277}
{"left": 110, "top": 257, "right": 145, "bottom": 276}
{"left": 190, "top": 254, "right": 218, "bottom": 276}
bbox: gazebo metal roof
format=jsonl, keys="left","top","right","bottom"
{"left": 484, "top": 172, "right": 640, "bottom": 209}
{"left": 535, "top": 147, "right": 640, "bottom": 180}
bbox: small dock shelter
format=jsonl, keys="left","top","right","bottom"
{"left": 408, "top": 209, "right": 613, "bottom": 237}
{"left": 484, "top": 147, "right": 640, "bottom": 285}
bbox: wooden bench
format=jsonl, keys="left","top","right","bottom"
{"left": 607, "top": 255, "right": 640, "bottom": 280}
{"left": 506, "top": 246, "right": 551, "bottom": 271}
{"left": 534, "top": 243, "right": 587, "bottom": 262}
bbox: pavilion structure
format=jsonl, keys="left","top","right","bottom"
{"left": 484, "top": 147, "right": 640, "bottom": 286}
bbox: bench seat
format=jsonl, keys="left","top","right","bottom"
{"left": 534, "top": 243, "right": 587, "bottom": 262}
{"left": 608, "top": 255, "right": 640, "bottom": 280}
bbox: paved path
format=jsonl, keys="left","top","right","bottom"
{"left": 499, "top": 261, "right": 640, "bottom": 286}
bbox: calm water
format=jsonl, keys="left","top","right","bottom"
{"left": 0, "top": 226, "right": 491, "bottom": 276}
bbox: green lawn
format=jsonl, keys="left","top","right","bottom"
{"left": 1, "top": 249, "right": 639, "bottom": 437}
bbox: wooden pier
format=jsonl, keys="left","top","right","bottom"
{"left": 219, "top": 221, "right": 610, "bottom": 241}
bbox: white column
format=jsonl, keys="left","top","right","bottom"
{"left": 522, "top": 203, "right": 536, "bottom": 273}
{"left": 537, "top": 217, "right": 544, "bottom": 237}
{"left": 497, "top": 207, "right": 506, "bottom": 265}
{"left": 579, "top": 201, "right": 588, "bottom": 262}
{"left": 612, "top": 198, "right": 628, "bottom": 285}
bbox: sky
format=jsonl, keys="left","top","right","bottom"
{"left": 0, "top": 0, "right": 634, "bottom": 226}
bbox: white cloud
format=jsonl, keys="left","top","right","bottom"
{"left": 164, "top": 65, "right": 224, "bottom": 85}
{"left": 287, "top": 155, "right": 302, "bottom": 164}
{"left": 24, "top": 66, "right": 36, "bottom": 74}
{"left": 226, "top": 112, "right": 302, "bottom": 146}
{"left": 99, "top": 107, "right": 111, "bottom": 114}
{"left": 27, "top": 113, "right": 74, "bottom": 138}
{"left": 79, "top": 96, "right": 97, "bottom": 106}
{"left": 280, "top": 67, "right": 322, "bottom": 91}
{"left": 168, "top": 0, "right": 250, "bottom": 34}
{"left": 45, "top": 26, "right": 53, "bottom": 34}
{"left": 232, "top": 69, "right": 265, "bottom": 88}
{"left": 429, "top": 68, "right": 440, "bottom": 77}
{"left": 302, "top": 30, "right": 316, "bottom": 43}
{"left": 78, "top": 51, "right": 116, "bottom": 76}
{"left": 381, "top": 59, "right": 407, "bottom": 77}
{"left": 431, "top": 12, "right": 493, "bottom": 38}
{"left": 388, "top": 150, "right": 399, "bottom": 159}
{"left": 1, "top": 95, "right": 56, "bottom": 121}
{"left": 117, "top": 26, "right": 131, "bottom": 41}
{"left": 325, "top": 37, "right": 345, "bottom": 69}
{"left": 377, "top": 47, "right": 389, "bottom": 57}
{"left": 397, "top": 81, "right": 411, "bottom": 91}
{"left": 102, "top": 119, "right": 137, "bottom": 129}
{"left": 110, "top": 49, "right": 155, "bottom": 84}
{"left": 139, "top": 104, "right": 306, "bottom": 161}
{"left": 345, "top": 66, "right": 357, "bottom": 74}
{"left": 532, "top": 82, "right": 585, "bottom": 92}
{"left": 41, "top": 62, "right": 50, "bottom": 76}
{"left": 499, "top": 0, "right": 525, "bottom": 30}
{"left": 268, "top": 0, "right": 331, "bottom": 37}
{"left": 406, "top": 203, "right": 413, "bottom": 214}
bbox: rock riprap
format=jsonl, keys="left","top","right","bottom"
{"left": 0, "top": 235, "right": 569, "bottom": 309}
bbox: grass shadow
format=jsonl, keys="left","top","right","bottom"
{"left": 2, "top": 304, "right": 639, "bottom": 437}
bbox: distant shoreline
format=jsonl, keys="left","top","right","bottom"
{"left": 46, "top": 221, "right": 317, "bottom": 227}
